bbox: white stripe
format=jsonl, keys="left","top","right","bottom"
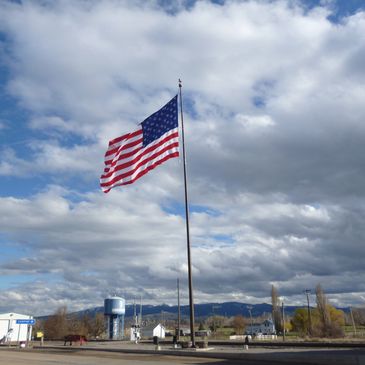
{"left": 101, "top": 128, "right": 179, "bottom": 180}
{"left": 100, "top": 138, "right": 179, "bottom": 184}
{"left": 105, "top": 140, "right": 143, "bottom": 169}
{"left": 105, "top": 129, "right": 143, "bottom": 162}
{"left": 103, "top": 146, "right": 179, "bottom": 189}
{"left": 104, "top": 134, "right": 178, "bottom": 176}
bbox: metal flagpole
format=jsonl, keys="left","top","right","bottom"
{"left": 177, "top": 277, "right": 181, "bottom": 342}
{"left": 178, "top": 79, "right": 196, "bottom": 347}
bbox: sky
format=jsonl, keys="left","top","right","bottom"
{"left": 0, "top": 0, "right": 365, "bottom": 316}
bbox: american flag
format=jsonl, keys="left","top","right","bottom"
{"left": 100, "top": 95, "right": 179, "bottom": 193}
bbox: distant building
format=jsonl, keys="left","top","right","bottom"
{"left": 179, "top": 327, "right": 190, "bottom": 336}
{"left": 0, "top": 313, "right": 34, "bottom": 344}
{"left": 195, "top": 329, "right": 211, "bottom": 337}
{"left": 246, "top": 318, "right": 276, "bottom": 335}
{"left": 142, "top": 323, "right": 166, "bottom": 339}
{"left": 177, "top": 327, "right": 210, "bottom": 337}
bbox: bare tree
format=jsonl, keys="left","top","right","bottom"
{"left": 44, "top": 306, "right": 69, "bottom": 340}
{"left": 89, "top": 313, "right": 106, "bottom": 338}
{"left": 271, "top": 285, "right": 282, "bottom": 332}
{"left": 315, "top": 284, "right": 331, "bottom": 337}
{"left": 207, "top": 315, "right": 225, "bottom": 332}
{"left": 352, "top": 307, "right": 365, "bottom": 326}
{"left": 232, "top": 315, "right": 246, "bottom": 335}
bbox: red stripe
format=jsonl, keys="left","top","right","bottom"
{"left": 101, "top": 142, "right": 179, "bottom": 183}
{"left": 101, "top": 145, "right": 179, "bottom": 187}
{"left": 102, "top": 132, "right": 179, "bottom": 178}
{"left": 105, "top": 132, "right": 143, "bottom": 160}
{"left": 102, "top": 152, "right": 179, "bottom": 193}
{"left": 102, "top": 140, "right": 178, "bottom": 181}
{"left": 107, "top": 129, "right": 142, "bottom": 148}
{"left": 105, "top": 137, "right": 142, "bottom": 161}
{"left": 102, "top": 133, "right": 179, "bottom": 178}
{"left": 107, "top": 133, "right": 130, "bottom": 147}
{"left": 104, "top": 143, "right": 142, "bottom": 169}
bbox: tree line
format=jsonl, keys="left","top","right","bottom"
{"left": 36, "top": 286, "right": 364, "bottom": 340}
{"left": 272, "top": 283, "right": 350, "bottom": 338}
{"left": 34, "top": 306, "right": 105, "bottom": 340}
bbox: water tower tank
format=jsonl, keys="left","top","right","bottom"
{"left": 104, "top": 297, "right": 125, "bottom": 315}
{"left": 104, "top": 296, "right": 125, "bottom": 340}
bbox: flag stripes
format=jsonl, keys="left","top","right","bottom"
{"left": 103, "top": 130, "right": 178, "bottom": 178}
{"left": 100, "top": 95, "right": 179, "bottom": 193}
{"left": 104, "top": 129, "right": 143, "bottom": 165}
{"left": 100, "top": 129, "right": 179, "bottom": 191}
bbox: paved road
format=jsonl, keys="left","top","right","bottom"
{"left": 0, "top": 348, "right": 312, "bottom": 365}
{"left": 2, "top": 344, "right": 365, "bottom": 365}
{"left": 2, "top": 349, "right": 220, "bottom": 365}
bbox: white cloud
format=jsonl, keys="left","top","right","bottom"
{"left": 0, "top": 0, "right": 365, "bottom": 314}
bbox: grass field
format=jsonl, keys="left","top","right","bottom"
{"left": 195, "top": 325, "right": 365, "bottom": 341}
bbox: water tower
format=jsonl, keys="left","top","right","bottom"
{"left": 104, "top": 296, "right": 125, "bottom": 340}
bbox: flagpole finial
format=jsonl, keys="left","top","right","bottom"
{"left": 179, "top": 79, "right": 182, "bottom": 88}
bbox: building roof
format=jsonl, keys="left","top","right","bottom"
{"left": 249, "top": 318, "right": 274, "bottom": 325}
{"left": 0, "top": 313, "right": 33, "bottom": 319}
{"left": 142, "top": 323, "right": 165, "bottom": 331}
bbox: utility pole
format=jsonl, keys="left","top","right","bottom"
{"left": 247, "top": 305, "right": 253, "bottom": 336}
{"left": 177, "top": 278, "right": 181, "bottom": 342}
{"left": 133, "top": 299, "right": 137, "bottom": 325}
{"left": 139, "top": 296, "right": 142, "bottom": 326}
{"left": 350, "top": 307, "right": 357, "bottom": 337}
{"left": 304, "top": 289, "right": 312, "bottom": 336}
{"left": 211, "top": 305, "right": 221, "bottom": 336}
{"left": 282, "top": 301, "right": 285, "bottom": 342}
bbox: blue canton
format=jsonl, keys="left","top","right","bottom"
{"left": 142, "top": 95, "right": 178, "bottom": 147}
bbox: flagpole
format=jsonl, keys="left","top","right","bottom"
{"left": 178, "top": 79, "right": 196, "bottom": 348}
{"left": 177, "top": 277, "right": 181, "bottom": 342}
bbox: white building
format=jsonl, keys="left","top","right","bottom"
{"left": 0, "top": 313, "right": 34, "bottom": 344}
{"left": 142, "top": 323, "right": 166, "bottom": 339}
{"left": 246, "top": 319, "right": 276, "bottom": 336}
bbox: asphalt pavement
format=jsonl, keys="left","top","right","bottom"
{"left": 1, "top": 340, "right": 365, "bottom": 365}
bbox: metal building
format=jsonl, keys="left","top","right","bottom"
{"left": 0, "top": 313, "right": 34, "bottom": 344}
{"left": 104, "top": 296, "right": 125, "bottom": 340}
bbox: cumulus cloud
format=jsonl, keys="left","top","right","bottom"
{"left": 0, "top": 0, "right": 365, "bottom": 314}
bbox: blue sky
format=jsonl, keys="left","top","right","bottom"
{"left": 1, "top": 0, "right": 365, "bottom": 315}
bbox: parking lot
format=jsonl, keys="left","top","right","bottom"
{"left": 1, "top": 341, "right": 365, "bottom": 365}
{"left": 1, "top": 349, "right": 230, "bottom": 365}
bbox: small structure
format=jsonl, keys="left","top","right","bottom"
{"left": 142, "top": 323, "right": 166, "bottom": 339}
{"left": 179, "top": 327, "right": 190, "bottom": 336}
{"left": 130, "top": 324, "right": 141, "bottom": 342}
{"left": 195, "top": 329, "right": 211, "bottom": 337}
{"left": 0, "top": 313, "right": 34, "bottom": 344}
{"left": 246, "top": 318, "right": 276, "bottom": 336}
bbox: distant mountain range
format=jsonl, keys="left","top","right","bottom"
{"left": 37, "top": 301, "right": 350, "bottom": 320}
{"left": 37, "top": 302, "right": 350, "bottom": 319}
{"left": 70, "top": 301, "right": 306, "bottom": 320}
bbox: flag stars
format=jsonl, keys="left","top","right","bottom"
{"left": 141, "top": 95, "right": 178, "bottom": 147}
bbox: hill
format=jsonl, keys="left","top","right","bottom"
{"left": 69, "top": 301, "right": 301, "bottom": 320}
